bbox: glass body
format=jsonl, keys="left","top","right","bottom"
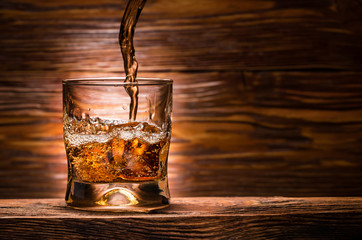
{"left": 63, "top": 78, "right": 172, "bottom": 211}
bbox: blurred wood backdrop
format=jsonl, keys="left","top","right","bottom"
{"left": 0, "top": 0, "right": 362, "bottom": 198}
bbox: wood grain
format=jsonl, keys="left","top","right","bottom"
{"left": 0, "top": 0, "right": 361, "bottom": 72}
{"left": 1, "top": 197, "right": 362, "bottom": 239}
{"left": 1, "top": 0, "right": 362, "bottom": 198}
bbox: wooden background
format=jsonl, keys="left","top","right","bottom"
{"left": 0, "top": 0, "right": 361, "bottom": 198}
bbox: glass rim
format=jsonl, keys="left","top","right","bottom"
{"left": 63, "top": 77, "right": 173, "bottom": 86}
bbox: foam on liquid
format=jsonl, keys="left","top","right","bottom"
{"left": 64, "top": 119, "right": 167, "bottom": 147}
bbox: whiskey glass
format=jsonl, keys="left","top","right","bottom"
{"left": 63, "top": 78, "right": 172, "bottom": 211}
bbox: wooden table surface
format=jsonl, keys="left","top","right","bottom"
{"left": 1, "top": 197, "right": 362, "bottom": 239}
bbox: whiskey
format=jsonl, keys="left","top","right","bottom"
{"left": 63, "top": 114, "right": 172, "bottom": 210}
{"left": 64, "top": 120, "right": 170, "bottom": 183}
{"left": 119, "top": 0, "right": 147, "bottom": 120}
{"left": 63, "top": 0, "right": 172, "bottom": 211}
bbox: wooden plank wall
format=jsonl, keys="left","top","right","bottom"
{"left": 0, "top": 0, "right": 361, "bottom": 198}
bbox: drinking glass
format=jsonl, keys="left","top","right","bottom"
{"left": 63, "top": 78, "right": 172, "bottom": 211}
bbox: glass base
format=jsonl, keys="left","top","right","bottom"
{"left": 65, "top": 177, "right": 170, "bottom": 212}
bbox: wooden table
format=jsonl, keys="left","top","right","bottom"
{"left": 1, "top": 197, "right": 362, "bottom": 239}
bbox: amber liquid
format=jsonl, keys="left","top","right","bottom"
{"left": 65, "top": 0, "right": 170, "bottom": 211}
{"left": 64, "top": 119, "right": 170, "bottom": 211}
{"left": 65, "top": 121, "right": 169, "bottom": 183}
{"left": 119, "top": 0, "right": 147, "bottom": 121}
